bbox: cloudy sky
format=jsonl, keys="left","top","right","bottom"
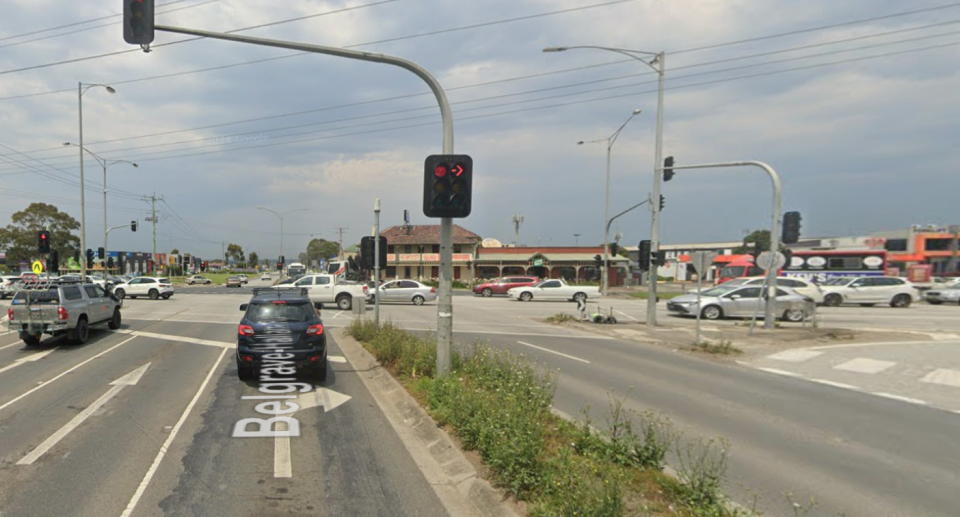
{"left": 0, "top": 0, "right": 957, "bottom": 261}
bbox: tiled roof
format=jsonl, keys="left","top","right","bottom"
{"left": 380, "top": 225, "right": 482, "bottom": 245}
{"left": 478, "top": 246, "right": 605, "bottom": 255}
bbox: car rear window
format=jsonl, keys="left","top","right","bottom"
{"left": 158, "top": 278, "right": 170, "bottom": 284}
{"left": 62, "top": 286, "right": 83, "bottom": 300}
{"left": 246, "top": 302, "right": 315, "bottom": 323}
{"left": 12, "top": 291, "right": 60, "bottom": 303}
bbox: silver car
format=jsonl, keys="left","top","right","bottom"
{"left": 924, "top": 285, "right": 960, "bottom": 305}
{"left": 667, "top": 284, "right": 811, "bottom": 322}
{"left": 368, "top": 280, "right": 437, "bottom": 305}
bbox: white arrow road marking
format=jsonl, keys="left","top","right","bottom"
{"left": 17, "top": 362, "right": 151, "bottom": 466}
{"left": 0, "top": 348, "right": 59, "bottom": 374}
{"left": 273, "top": 388, "right": 353, "bottom": 478}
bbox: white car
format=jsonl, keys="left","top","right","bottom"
{"left": 507, "top": 279, "right": 599, "bottom": 303}
{"left": 709, "top": 276, "right": 824, "bottom": 304}
{"left": 924, "top": 285, "right": 960, "bottom": 305}
{"left": 368, "top": 280, "right": 437, "bottom": 305}
{"left": 260, "top": 273, "right": 271, "bottom": 281}
{"left": 185, "top": 275, "right": 212, "bottom": 285}
{"left": 112, "top": 277, "right": 175, "bottom": 300}
{"left": 819, "top": 276, "right": 918, "bottom": 308}
{"left": 0, "top": 275, "right": 22, "bottom": 299}
{"left": 237, "top": 274, "right": 249, "bottom": 284}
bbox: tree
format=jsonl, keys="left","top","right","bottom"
{"left": 734, "top": 230, "right": 771, "bottom": 254}
{"left": 298, "top": 252, "right": 308, "bottom": 265}
{"left": 248, "top": 252, "right": 259, "bottom": 269}
{"left": 307, "top": 238, "right": 340, "bottom": 264}
{"left": 226, "top": 243, "right": 244, "bottom": 263}
{"left": 171, "top": 248, "right": 180, "bottom": 255}
{"left": 0, "top": 203, "right": 80, "bottom": 268}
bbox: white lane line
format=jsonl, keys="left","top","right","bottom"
{"left": 516, "top": 341, "right": 590, "bottom": 364}
{"left": 332, "top": 311, "right": 345, "bottom": 319}
{"left": 17, "top": 363, "right": 150, "bottom": 466}
{"left": 615, "top": 310, "right": 640, "bottom": 322}
{"left": 274, "top": 420, "right": 292, "bottom": 478}
{"left": 810, "top": 378, "right": 862, "bottom": 391}
{"left": 0, "top": 341, "right": 24, "bottom": 351}
{"left": 127, "top": 330, "right": 232, "bottom": 349}
{"left": 0, "top": 336, "right": 137, "bottom": 414}
{"left": 757, "top": 367, "right": 803, "bottom": 378}
{"left": 120, "top": 347, "right": 228, "bottom": 517}
{"left": 873, "top": 392, "right": 928, "bottom": 405}
{"left": 0, "top": 347, "right": 59, "bottom": 374}
{"left": 328, "top": 355, "right": 347, "bottom": 364}
{"left": 0, "top": 330, "right": 17, "bottom": 338}
{"left": 834, "top": 358, "right": 896, "bottom": 374}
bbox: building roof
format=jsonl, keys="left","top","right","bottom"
{"left": 478, "top": 246, "right": 605, "bottom": 255}
{"left": 381, "top": 224, "right": 482, "bottom": 245}
{"left": 476, "top": 250, "right": 629, "bottom": 263}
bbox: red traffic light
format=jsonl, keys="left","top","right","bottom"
{"left": 434, "top": 165, "right": 448, "bottom": 178}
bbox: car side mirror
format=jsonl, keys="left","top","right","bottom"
{"left": 239, "top": 303, "right": 248, "bottom": 311}
{"left": 314, "top": 302, "right": 324, "bottom": 310}
{"left": 729, "top": 294, "right": 741, "bottom": 300}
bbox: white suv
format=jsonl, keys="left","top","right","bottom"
{"left": 112, "top": 277, "right": 175, "bottom": 300}
{"left": 820, "top": 276, "right": 918, "bottom": 308}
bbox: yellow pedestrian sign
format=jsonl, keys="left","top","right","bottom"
{"left": 32, "top": 260, "right": 44, "bottom": 274}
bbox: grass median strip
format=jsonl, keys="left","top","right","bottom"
{"left": 347, "top": 319, "right": 751, "bottom": 517}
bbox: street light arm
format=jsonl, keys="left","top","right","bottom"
{"left": 544, "top": 45, "right": 661, "bottom": 73}
{"left": 282, "top": 208, "right": 310, "bottom": 216}
{"left": 606, "top": 199, "right": 651, "bottom": 236}
{"left": 256, "top": 206, "right": 282, "bottom": 220}
{"left": 64, "top": 142, "right": 106, "bottom": 168}
{"left": 608, "top": 111, "right": 641, "bottom": 148}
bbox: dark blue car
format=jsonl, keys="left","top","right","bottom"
{"left": 236, "top": 288, "right": 327, "bottom": 382}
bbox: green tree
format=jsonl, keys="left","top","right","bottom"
{"left": 171, "top": 248, "right": 180, "bottom": 255}
{"left": 298, "top": 252, "right": 308, "bottom": 264}
{"left": 248, "top": 252, "right": 259, "bottom": 269}
{"left": 226, "top": 243, "right": 244, "bottom": 263}
{"left": 0, "top": 203, "right": 80, "bottom": 268}
{"left": 734, "top": 230, "right": 771, "bottom": 254}
{"left": 307, "top": 238, "right": 340, "bottom": 264}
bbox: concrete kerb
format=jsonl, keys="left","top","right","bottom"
{"left": 332, "top": 328, "right": 521, "bottom": 517}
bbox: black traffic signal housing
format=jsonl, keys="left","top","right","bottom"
{"left": 86, "top": 249, "right": 95, "bottom": 268}
{"left": 659, "top": 194, "right": 666, "bottom": 212}
{"left": 610, "top": 242, "right": 619, "bottom": 256}
{"left": 277, "top": 256, "right": 284, "bottom": 271}
{"left": 107, "top": 256, "right": 115, "bottom": 269}
{"left": 131, "top": 220, "right": 138, "bottom": 232}
{"left": 98, "top": 247, "right": 105, "bottom": 260}
{"left": 38, "top": 231, "right": 51, "bottom": 254}
{"left": 123, "top": 0, "right": 155, "bottom": 45}
{"left": 593, "top": 254, "right": 602, "bottom": 269}
{"left": 49, "top": 250, "right": 60, "bottom": 274}
{"left": 74, "top": 250, "right": 81, "bottom": 265}
{"left": 637, "top": 240, "right": 652, "bottom": 271}
{"left": 360, "top": 236, "right": 388, "bottom": 269}
{"left": 750, "top": 240, "right": 762, "bottom": 261}
{"left": 654, "top": 251, "right": 667, "bottom": 268}
{"left": 423, "top": 154, "right": 473, "bottom": 218}
{"left": 782, "top": 211, "right": 802, "bottom": 244}
{"left": 663, "top": 156, "right": 675, "bottom": 182}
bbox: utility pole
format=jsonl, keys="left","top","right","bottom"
{"left": 334, "top": 227, "right": 348, "bottom": 260}
{"left": 374, "top": 199, "right": 381, "bottom": 328}
{"left": 511, "top": 214, "right": 524, "bottom": 247}
{"left": 142, "top": 193, "right": 163, "bottom": 277}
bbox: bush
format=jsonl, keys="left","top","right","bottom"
{"left": 546, "top": 313, "right": 577, "bottom": 323}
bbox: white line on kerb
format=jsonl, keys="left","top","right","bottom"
{"left": 120, "top": 347, "right": 228, "bottom": 517}
{"left": 516, "top": 341, "right": 590, "bottom": 364}
{"left": 872, "top": 392, "right": 928, "bottom": 406}
{"left": 810, "top": 378, "right": 862, "bottom": 391}
{"left": 757, "top": 367, "right": 803, "bottom": 378}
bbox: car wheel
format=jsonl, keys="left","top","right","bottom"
{"left": 161, "top": 294, "right": 171, "bottom": 300}
{"left": 482, "top": 288, "right": 493, "bottom": 297}
{"left": 859, "top": 304, "right": 876, "bottom": 307}
{"left": 412, "top": 295, "right": 425, "bottom": 306}
{"left": 573, "top": 292, "right": 587, "bottom": 303}
{"left": 337, "top": 295, "right": 352, "bottom": 310}
{"left": 926, "top": 300, "right": 942, "bottom": 305}
{"left": 782, "top": 308, "right": 805, "bottom": 322}
{"left": 115, "top": 288, "right": 126, "bottom": 300}
{"left": 823, "top": 294, "right": 843, "bottom": 307}
{"left": 71, "top": 317, "right": 90, "bottom": 345}
{"left": 701, "top": 305, "right": 723, "bottom": 320}
{"left": 149, "top": 289, "right": 160, "bottom": 300}
{"left": 519, "top": 292, "right": 533, "bottom": 302}
{"left": 108, "top": 308, "right": 122, "bottom": 329}
{"left": 20, "top": 332, "right": 41, "bottom": 346}
{"left": 891, "top": 294, "right": 912, "bottom": 308}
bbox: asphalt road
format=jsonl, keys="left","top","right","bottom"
{"left": 0, "top": 297, "right": 447, "bottom": 517}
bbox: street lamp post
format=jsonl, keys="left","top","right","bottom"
{"left": 63, "top": 142, "right": 137, "bottom": 263}
{"left": 76, "top": 82, "right": 116, "bottom": 280}
{"left": 545, "top": 46, "right": 665, "bottom": 326}
{"left": 578, "top": 108, "right": 643, "bottom": 296}
{"left": 256, "top": 206, "right": 309, "bottom": 264}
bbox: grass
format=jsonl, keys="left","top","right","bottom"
{"left": 691, "top": 340, "right": 742, "bottom": 355}
{"left": 546, "top": 313, "right": 578, "bottom": 323}
{"left": 347, "top": 319, "right": 750, "bottom": 517}
{"left": 627, "top": 291, "right": 685, "bottom": 300}
{"left": 171, "top": 271, "right": 272, "bottom": 286}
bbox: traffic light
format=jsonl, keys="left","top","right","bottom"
{"left": 751, "top": 240, "right": 762, "bottom": 261}
{"left": 98, "top": 247, "right": 105, "bottom": 259}
{"left": 593, "top": 254, "right": 602, "bottom": 269}
{"left": 107, "top": 257, "right": 115, "bottom": 269}
{"left": 277, "top": 256, "right": 283, "bottom": 271}
{"left": 782, "top": 211, "right": 802, "bottom": 244}
{"left": 654, "top": 251, "right": 667, "bottom": 268}
{"left": 610, "top": 242, "right": 619, "bottom": 256}
{"left": 123, "top": 0, "right": 155, "bottom": 45}
{"left": 86, "top": 249, "right": 95, "bottom": 268}
{"left": 423, "top": 154, "right": 473, "bottom": 218}
{"left": 360, "top": 236, "right": 389, "bottom": 269}
{"left": 49, "top": 250, "right": 60, "bottom": 274}
{"left": 659, "top": 194, "right": 666, "bottom": 212}
{"left": 638, "top": 240, "right": 652, "bottom": 271}
{"left": 38, "top": 231, "right": 51, "bottom": 254}
{"left": 74, "top": 250, "right": 81, "bottom": 265}
{"left": 131, "top": 220, "right": 138, "bottom": 232}
{"left": 663, "top": 156, "right": 675, "bottom": 182}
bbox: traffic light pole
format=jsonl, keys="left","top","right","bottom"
{"left": 152, "top": 25, "right": 456, "bottom": 375}
{"left": 658, "top": 161, "right": 783, "bottom": 329}
{"left": 374, "top": 198, "right": 381, "bottom": 329}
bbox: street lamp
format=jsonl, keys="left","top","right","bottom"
{"left": 76, "top": 82, "right": 116, "bottom": 281}
{"left": 578, "top": 108, "right": 643, "bottom": 296}
{"left": 63, "top": 142, "right": 137, "bottom": 263}
{"left": 545, "top": 45, "right": 665, "bottom": 326}
{"left": 256, "top": 206, "right": 309, "bottom": 262}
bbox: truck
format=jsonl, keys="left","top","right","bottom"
{"left": 7, "top": 281, "right": 123, "bottom": 345}
{"left": 288, "top": 273, "right": 369, "bottom": 310}
{"left": 506, "top": 278, "right": 600, "bottom": 303}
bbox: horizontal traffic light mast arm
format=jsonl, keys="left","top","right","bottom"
{"left": 154, "top": 25, "right": 453, "bottom": 153}
{"left": 106, "top": 223, "right": 133, "bottom": 234}
{"left": 606, "top": 198, "right": 651, "bottom": 236}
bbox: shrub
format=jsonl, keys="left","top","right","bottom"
{"left": 546, "top": 313, "right": 577, "bottom": 323}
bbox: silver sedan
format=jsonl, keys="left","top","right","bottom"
{"left": 924, "top": 286, "right": 960, "bottom": 305}
{"left": 368, "top": 280, "right": 437, "bottom": 305}
{"left": 667, "top": 284, "right": 812, "bottom": 322}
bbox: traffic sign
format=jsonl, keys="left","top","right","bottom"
{"left": 757, "top": 251, "right": 786, "bottom": 271}
{"left": 31, "top": 261, "right": 44, "bottom": 274}
{"left": 690, "top": 251, "right": 717, "bottom": 275}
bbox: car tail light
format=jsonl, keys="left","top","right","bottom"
{"left": 431, "top": 287, "right": 436, "bottom": 293}
{"left": 58, "top": 306, "right": 68, "bottom": 321}
{"left": 271, "top": 300, "right": 287, "bottom": 304}
{"left": 238, "top": 324, "right": 255, "bottom": 336}
{"left": 363, "top": 285, "right": 368, "bottom": 293}
{"left": 306, "top": 324, "right": 324, "bottom": 335}
{"left": 240, "top": 355, "right": 254, "bottom": 362}
{"left": 7, "top": 308, "right": 12, "bottom": 320}
{"left": 308, "top": 355, "right": 322, "bottom": 362}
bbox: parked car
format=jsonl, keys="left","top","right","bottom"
{"left": 111, "top": 277, "right": 175, "bottom": 300}
{"left": 472, "top": 276, "right": 540, "bottom": 297}
{"left": 667, "top": 285, "right": 810, "bottom": 321}
{"left": 703, "top": 276, "right": 825, "bottom": 304}
{"left": 368, "top": 280, "right": 437, "bottom": 305}
{"left": 507, "top": 279, "right": 599, "bottom": 303}
{"left": 185, "top": 275, "right": 213, "bottom": 285}
{"left": 8, "top": 282, "right": 122, "bottom": 345}
{"left": 819, "top": 276, "right": 918, "bottom": 307}
{"left": 923, "top": 285, "right": 960, "bottom": 305}
{"left": 237, "top": 274, "right": 249, "bottom": 284}
{"left": 0, "top": 275, "right": 24, "bottom": 299}
{"left": 226, "top": 276, "right": 244, "bottom": 288}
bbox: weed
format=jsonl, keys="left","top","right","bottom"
{"left": 692, "top": 340, "right": 742, "bottom": 355}
{"left": 546, "top": 313, "right": 577, "bottom": 323}
{"left": 675, "top": 434, "right": 731, "bottom": 508}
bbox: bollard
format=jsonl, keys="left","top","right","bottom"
{"left": 352, "top": 295, "right": 366, "bottom": 316}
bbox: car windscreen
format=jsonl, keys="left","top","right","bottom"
{"left": 246, "top": 302, "right": 315, "bottom": 323}
{"left": 701, "top": 285, "right": 738, "bottom": 297}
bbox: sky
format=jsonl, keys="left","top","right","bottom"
{"left": 0, "top": 0, "right": 958, "bottom": 262}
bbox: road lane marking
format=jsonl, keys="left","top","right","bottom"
{"left": 120, "top": 347, "right": 228, "bottom": 517}
{"left": 920, "top": 369, "right": 960, "bottom": 388}
{"left": 834, "top": 358, "right": 896, "bottom": 374}
{"left": 873, "top": 392, "right": 928, "bottom": 405}
{"left": 757, "top": 367, "right": 802, "bottom": 377}
{"left": 615, "top": 310, "right": 640, "bottom": 321}
{"left": 328, "top": 355, "right": 347, "bottom": 364}
{"left": 17, "top": 363, "right": 150, "bottom": 465}
{"left": 516, "top": 341, "right": 590, "bottom": 364}
{"left": 0, "top": 342, "right": 24, "bottom": 351}
{"left": 0, "top": 330, "right": 17, "bottom": 338}
{"left": 767, "top": 349, "right": 823, "bottom": 363}
{"left": 810, "top": 379, "right": 862, "bottom": 391}
{"left": 0, "top": 336, "right": 137, "bottom": 414}
{"left": 125, "top": 330, "right": 232, "bottom": 349}
{"left": 0, "top": 347, "right": 59, "bottom": 374}
{"left": 274, "top": 421, "right": 292, "bottom": 478}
